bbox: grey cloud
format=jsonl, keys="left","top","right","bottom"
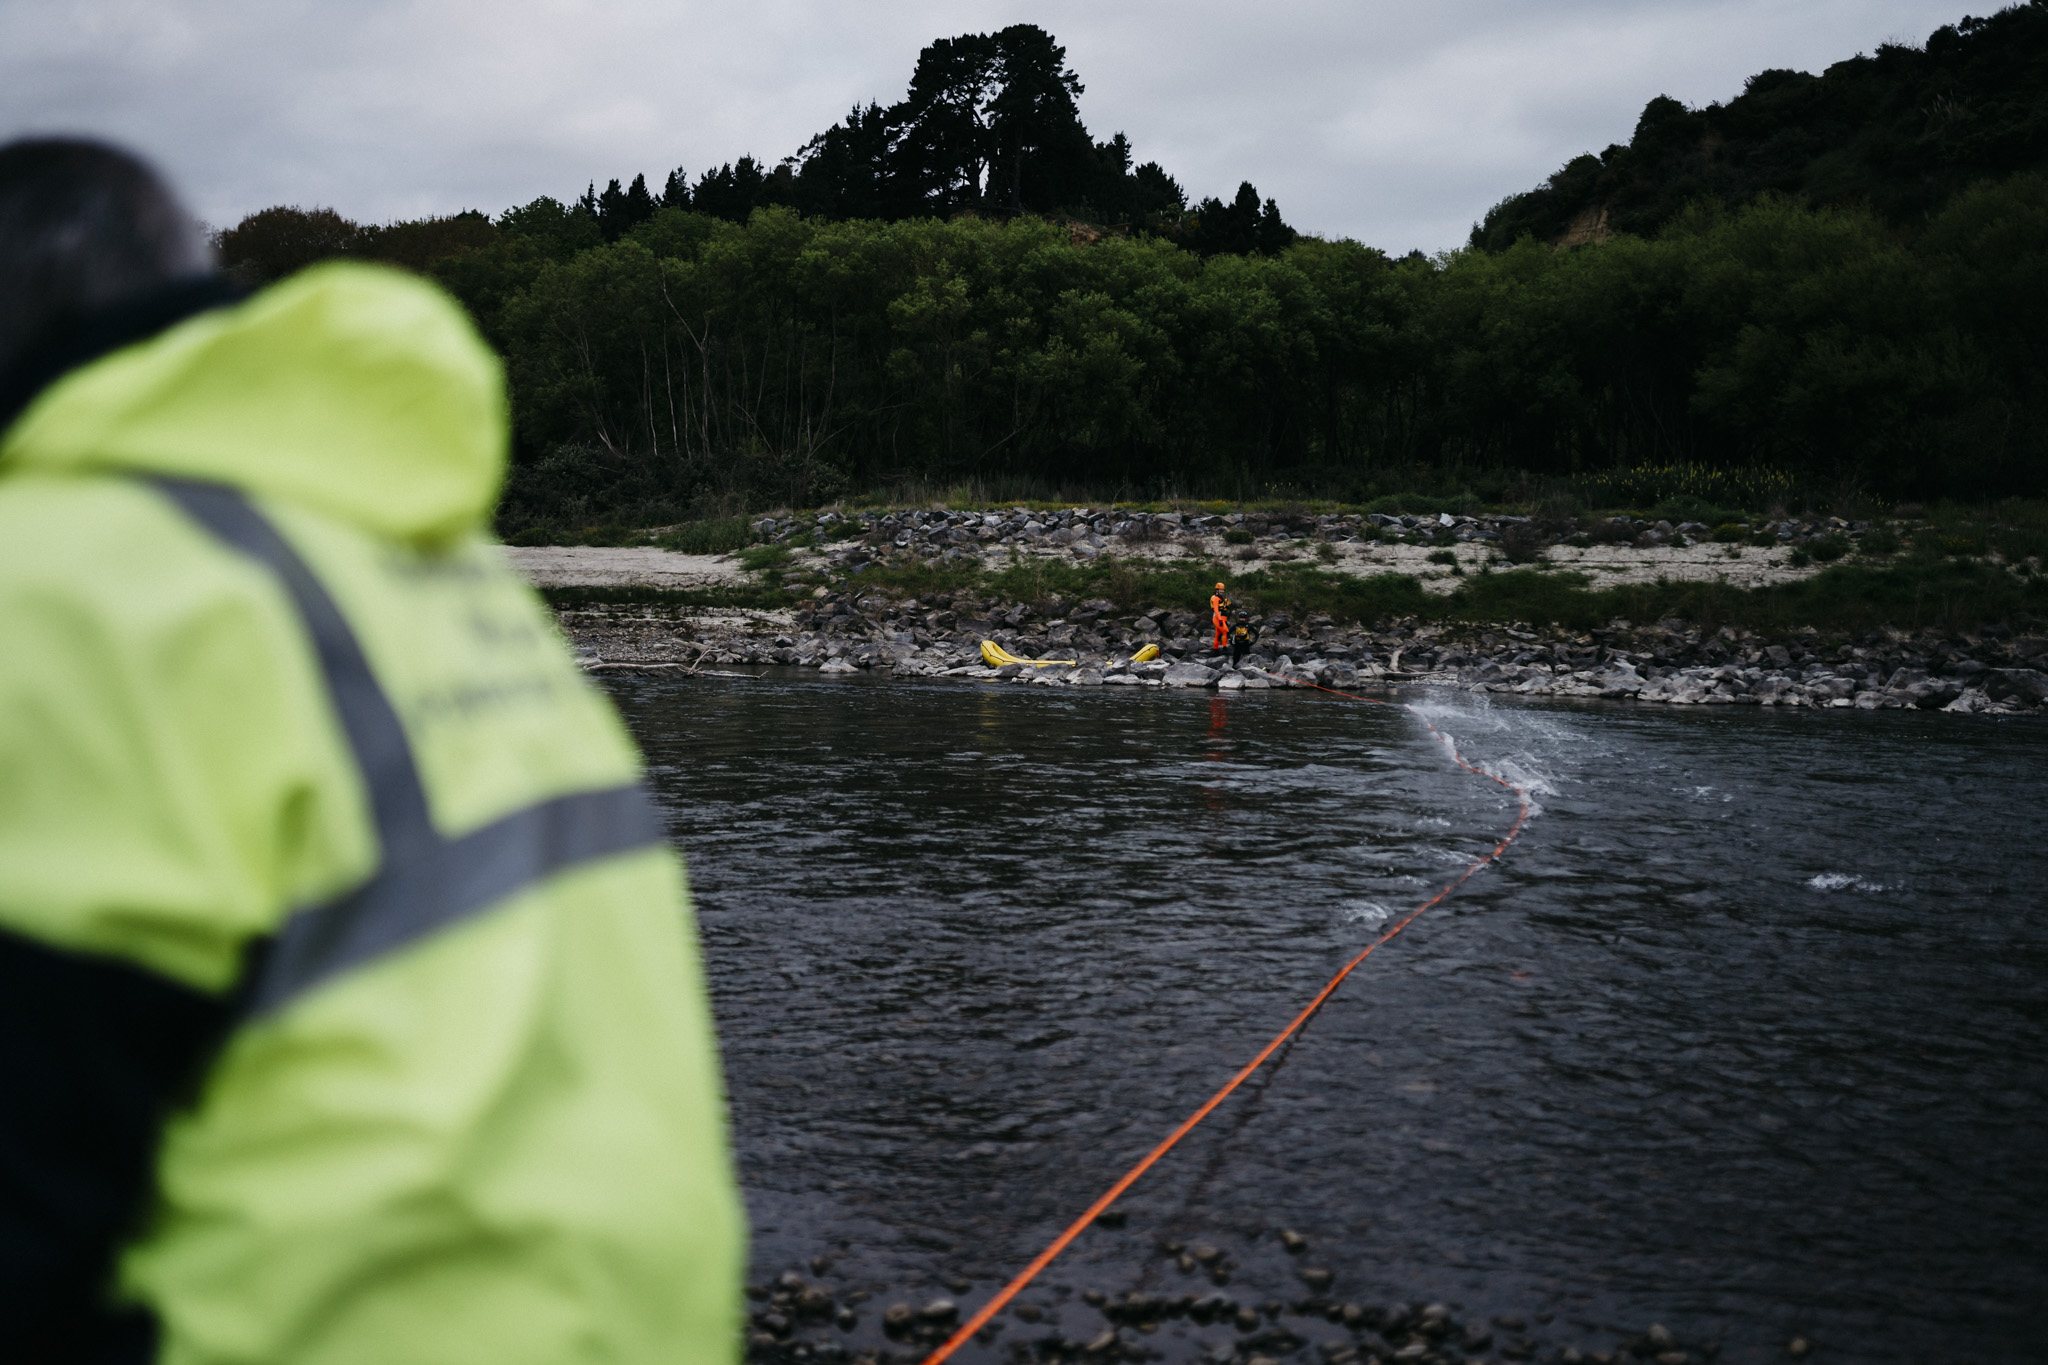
{"left": 3, "top": 0, "right": 1976, "bottom": 251}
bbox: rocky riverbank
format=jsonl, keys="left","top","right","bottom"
{"left": 523, "top": 504, "right": 1916, "bottom": 596}
{"left": 746, "top": 505, "right": 1880, "bottom": 592}
{"left": 737, "top": 1230, "right": 1771, "bottom": 1365}
{"left": 558, "top": 590, "right": 2048, "bottom": 717}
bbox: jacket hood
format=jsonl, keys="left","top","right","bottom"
{"left": 0, "top": 263, "right": 506, "bottom": 545}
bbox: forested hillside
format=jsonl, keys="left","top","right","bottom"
{"left": 209, "top": 12, "right": 2048, "bottom": 530}
{"left": 1473, "top": 2, "right": 2048, "bottom": 249}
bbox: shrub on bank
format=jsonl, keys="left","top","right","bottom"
{"left": 655, "top": 518, "right": 757, "bottom": 555}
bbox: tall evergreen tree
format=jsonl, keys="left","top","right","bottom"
{"left": 787, "top": 23, "right": 1220, "bottom": 226}
{"left": 594, "top": 178, "right": 627, "bottom": 241}
{"left": 1131, "top": 161, "right": 1187, "bottom": 215}
{"left": 1255, "top": 195, "right": 1296, "bottom": 254}
{"left": 1186, "top": 182, "right": 1295, "bottom": 256}
{"left": 792, "top": 103, "right": 904, "bottom": 219}
{"left": 692, "top": 157, "right": 773, "bottom": 221}
{"left": 982, "top": 24, "right": 1093, "bottom": 211}
{"left": 891, "top": 34, "right": 1001, "bottom": 211}
{"left": 625, "top": 173, "right": 657, "bottom": 223}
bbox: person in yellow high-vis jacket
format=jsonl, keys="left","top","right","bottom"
{"left": 0, "top": 140, "right": 743, "bottom": 1365}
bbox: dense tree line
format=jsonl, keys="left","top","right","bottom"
{"left": 207, "top": 13, "right": 2048, "bottom": 528}
{"left": 433, "top": 173, "right": 2042, "bottom": 530}
{"left": 215, "top": 205, "right": 498, "bottom": 284}
{"left": 1475, "top": 1, "right": 2048, "bottom": 249}
{"left": 215, "top": 176, "right": 2048, "bottom": 527}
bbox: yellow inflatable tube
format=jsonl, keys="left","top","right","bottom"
{"left": 979, "top": 640, "right": 1161, "bottom": 667}
{"left": 981, "top": 640, "right": 1075, "bottom": 667}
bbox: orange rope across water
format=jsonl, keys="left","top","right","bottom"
{"left": 920, "top": 683, "right": 1533, "bottom": 1365}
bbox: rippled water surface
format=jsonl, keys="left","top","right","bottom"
{"left": 609, "top": 674, "right": 2048, "bottom": 1364}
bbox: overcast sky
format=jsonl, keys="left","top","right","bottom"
{"left": 4, "top": 0, "right": 1984, "bottom": 253}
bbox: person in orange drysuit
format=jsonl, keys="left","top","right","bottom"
{"left": 1210, "top": 582, "right": 1231, "bottom": 655}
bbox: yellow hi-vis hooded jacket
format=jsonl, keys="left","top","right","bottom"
{"left": 0, "top": 263, "right": 744, "bottom": 1364}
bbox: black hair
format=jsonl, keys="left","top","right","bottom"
{"left": 0, "top": 139, "right": 222, "bottom": 424}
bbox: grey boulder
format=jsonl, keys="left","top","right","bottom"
{"left": 1986, "top": 668, "right": 2048, "bottom": 706}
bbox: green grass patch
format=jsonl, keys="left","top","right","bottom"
{"left": 736, "top": 542, "right": 794, "bottom": 573}
{"left": 1648, "top": 495, "right": 1747, "bottom": 527}
{"left": 840, "top": 560, "right": 995, "bottom": 600}
{"left": 1231, "top": 563, "right": 1434, "bottom": 622}
{"left": 1914, "top": 531, "right": 1985, "bottom": 558}
{"left": 1571, "top": 463, "right": 1799, "bottom": 517}
{"left": 1807, "top": 535, "right": 1851, "bottom": 563}
{"left": 1361, "top": 492, "right": 1477, "bottom": 518}
{"left": 1915, "top": 498, "right": 2048, "bottom": 564}
{"left": 654, "top": 517, "right": 756, "bottom": 555}
{"left": 1440, "top": 557, "right": 2047, "bottom": 634}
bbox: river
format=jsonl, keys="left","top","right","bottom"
{"left": 608, "top": 673, "right": 2048, "bottom": 1365}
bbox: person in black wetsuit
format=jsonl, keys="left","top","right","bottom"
{"left": 1229, "top": 611, "right": 1258, "bottom": 668}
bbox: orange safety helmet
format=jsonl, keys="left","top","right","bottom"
{"left": 1214, "top": 582, "right": 1226, "bottom": 591}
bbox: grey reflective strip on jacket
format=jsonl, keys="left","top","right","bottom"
{"left": 151, "top": 477, "right": 665, "bottom": 1016}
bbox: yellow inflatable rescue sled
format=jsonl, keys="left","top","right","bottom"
{"left": 980, "top": 640, "right": 1161, "bottom": 667}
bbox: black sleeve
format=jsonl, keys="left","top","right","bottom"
{"left": 0, "top": 929, "right": 236, "bottom": 1364}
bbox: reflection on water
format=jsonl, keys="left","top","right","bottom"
{"left": 612, "top": 674, "right": 2048, "bottom": 1364}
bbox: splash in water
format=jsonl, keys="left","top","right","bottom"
{"left": 1806, "top": 872, "right": 1892, "bottom": 892}
{"left": 1339, "top": 900, "right": 1392, "bottom": 927}
{"left": 1400, "top": 693, "right": 1565, "bottom": 817}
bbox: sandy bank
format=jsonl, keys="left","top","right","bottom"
{"left": 501, "top": 545, "right": 752, "bottom": 590}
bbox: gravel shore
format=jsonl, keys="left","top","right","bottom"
{"left": 737, "top": 1231, "right": 1761, "bottom": 1365}
{"left": 517, "top": 504, "right": 2043, "bottom": 716}
{"left": 554, "top": 590, "right": 2047, "bottom": 718}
